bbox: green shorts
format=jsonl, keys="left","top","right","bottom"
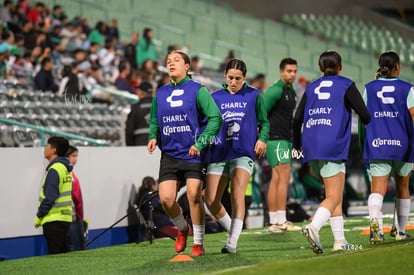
{"left": 207, "top": 156, "right": 255, "bottom": 177}
{"left": 369, "top": 160, "right": 413, "bottom": 177}
{"left": 308, "top": 160, "right": 346, "bottom": 178}
{"left": 266, "top": 140, "right": 292, "bottom": 167}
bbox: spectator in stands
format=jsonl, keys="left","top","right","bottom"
{"left": 22, "top": 50, "right": 33, "bottom": 69}
{"left": 98, "top": 38, "right": 117, "bottom": 80}
{"left": 124, "top": 31, "right": 139, "bottom": 70}
{"left": 125, "top": 81, "right": 153, "bottom": 146}
{"left": 293, "top": 50, "right": 370, "bottom": 254}
{"left": 0, "top": 42, "right": 11, "bottom": 79}
{"left": 87, "top": 64, "right": 112, "bottom": 105}
{"left": 48, "top": 24, "right": 62, "bottom": 48}
{"left": 14, "top": 3, "right": 27, "bottom": 27}
{"left": 21, "top": 20, "right": 36, "bottom": 50}
{"left": 17, "top": 0, "right": 30, "bottom": 15}
{"left": 156, "top": 71, "right": 169, "bottom": 89}
{"left": 137, "top": 27, "right": 158, "bottom": 67}
{"left": 30, "top": 45, "right": 43, "bottom": 69}
{"left": 34, "top": 136, "right": 72, "bottom": 255}
{"left": 139, "top": 59, "right": 160, "bottom": 85}
{"left": 60, "top": 21, "right": 80, "bottom": 50}
{"left": 79, "top": 16, "right": 91, "bottom": 37}
{"left": 190, "top": 55, "right": 202, "bottom": 75}
{"left": 249, "top": 73, "right": 267, "bottom": 93}
{"left": 49, "top": 5, "right": 63, "bottom": 28}
{"left": 87, "top": 41, "right": 99, "bottom": 67}
{"left": 204, "top": 58, "right": 269, "bottom": 254}
{"left": 58, "top": 64, "right": 76, "bottom": 95}
{"left": 27, "top": 2, "right": 46, "bottom": 30}
{"left": 114, "top": 59, "right": 135, "bottom": 94}
{"left": 218, "top": 50, "right": 235, "bottom": 72}
{"left": 106, "top": 18, "right": 119, "bottom": 42}
{"left": 87, "top": 21, "right": 106, "bottom": 47}
{"left": 127, "top": 68, "right": 140, "bottom": 92}
{"left": 66, "top": 145, "right": 85, "bottom": 251}
{"left": 73, "top": 48, "right": 87, "bottom": 64}
{"left": 34, "top": 57, "right": 58, "bottom": 93}
{"left": 147, "top": 50, "right": 222, "bottom": 256}
{"left": 1, "top": 0, "right": 14, "bottom": 25}
{"left": 57, "top": 63, "right": 87, "bottom": 102}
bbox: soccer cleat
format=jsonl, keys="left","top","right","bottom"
{"left": 395, "top": 232, "right": 411, "bottom": 241}
{"left": 268, "top": 224, "right": 284, "bottom": 233}
{"left": 190, "top": 244, "right": 205, "bottom": 256}
{"left": 370, "top": 218, "right": 381, "bottom": 245}
{"left": 332, "top": 240, "right": 362, "bottom": 251}
{"left": 301, "top": 225, "right": 323, "bottom": 254}
{"left": 175, "top": 227, "right": 189, "bottom": 253}
{"left": 390, "top": 225, "right": 397, "bottom": 238}
{"left": 277, "top": 221, "right": 302, "bottom": 231}
{"left": 221, "top": 244, "right": 237, "bottom": 254}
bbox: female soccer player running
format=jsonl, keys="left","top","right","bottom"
{"left": 293, "top": 50, "right": 370, "bottom": 254}
{"left": 204, "top": 58, "right": 269, "bottom": 253}
{"left": 147, "top": 51, "right": 222, "bottom": 256}
{"left": 363, "top": 51, "right": 414, "bottom": 244}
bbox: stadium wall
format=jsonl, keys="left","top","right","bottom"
{"left": 0, "top": 147, "right": 161, "bottom": 260}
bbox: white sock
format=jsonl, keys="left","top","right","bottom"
{"left": 269, "top": 211, "right": 277, "bottom": 225}
{"left": 227, "top": 218, "right": 243, "bottom": 249}
{"left": 218, "top": 213, "right": 231, "bottom": 232}
{"left": 192, "top": 224, "right": 204, "bottom": 245}
{"left": 329, "top": 216, "right": 345, "bottom": 241}
{"left": 311, "top": 207, "right": 330, "bottom": 232}
{"left": 397, "top": 198, "right": 410, "bottom": 234}
{"left": 276, "top": 210, "right": 287, "bottom": 225}
{"left": 368, "top": 193, "right": 383, "bottom": 221}
{"left": 171, "top": 213, "right": 187, "bottom": 231}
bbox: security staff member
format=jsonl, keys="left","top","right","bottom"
{"left": 35, "top": 136, "right": 73, "bottom": 254}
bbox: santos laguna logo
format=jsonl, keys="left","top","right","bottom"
{"left": 372, "top": 138, "right": 402, "bottom": 148}
{"left": 167, "top": 89, "right": 184, "bottom": 107}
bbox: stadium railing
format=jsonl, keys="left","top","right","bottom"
{"left": 0, "top": 117, "right": 109, "bottom": 147}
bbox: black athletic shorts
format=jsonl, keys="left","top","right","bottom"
{"left": 158, "top": 153, "right": 206, "bottom": 183}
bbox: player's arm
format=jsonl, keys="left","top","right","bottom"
{"left": 345, "top": 83, "right": 371, "bottom": 125}
{"left": 148, "top": 95, "right": 160, "bottom": 141}
{"left": 292, "top": 93, "right": 306, "bottom": 149}
{"left": 263, "top": 84, "right": 283, "bottom": 113}
{"left": 256, "top": 92, "right": 270, "bottom": 143}
{"left": 407, "top": 86, "right": 414, "bottom": 122}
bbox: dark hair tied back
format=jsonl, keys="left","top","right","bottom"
{"left": 318, "top": 50, "right": 342, "bottom": 75}
{"left": 377, "top": 51, "right": 400, "bottom": 78}
{"left": 225, "top": 58, "right": 247, "bottom": 76}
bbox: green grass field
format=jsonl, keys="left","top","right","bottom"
{"left": 1, "top": 217, "right": 413, "bottom": 274}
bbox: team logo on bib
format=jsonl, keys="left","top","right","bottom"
{"left": 377, "top": 86, "right": 395, "bottom": 104}
{"left": 167, "top": 89, "right": 184, "bottom": 107}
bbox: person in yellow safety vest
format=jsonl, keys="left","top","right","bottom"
{"left": 34, "top": 136, "right": 73, "bottom": 254}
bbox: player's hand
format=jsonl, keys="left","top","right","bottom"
{"left": 254, "top": 140, "right": 266, "bottom": 159}
{"left": 189, "top": 145, "right": 200, "bottom": 156}
{"left": 147, "top": 139, "right": 157, "bottom": 154}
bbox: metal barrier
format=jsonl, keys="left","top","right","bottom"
{"left": 0, "top": 117, "right": 109, "bottom": 147}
